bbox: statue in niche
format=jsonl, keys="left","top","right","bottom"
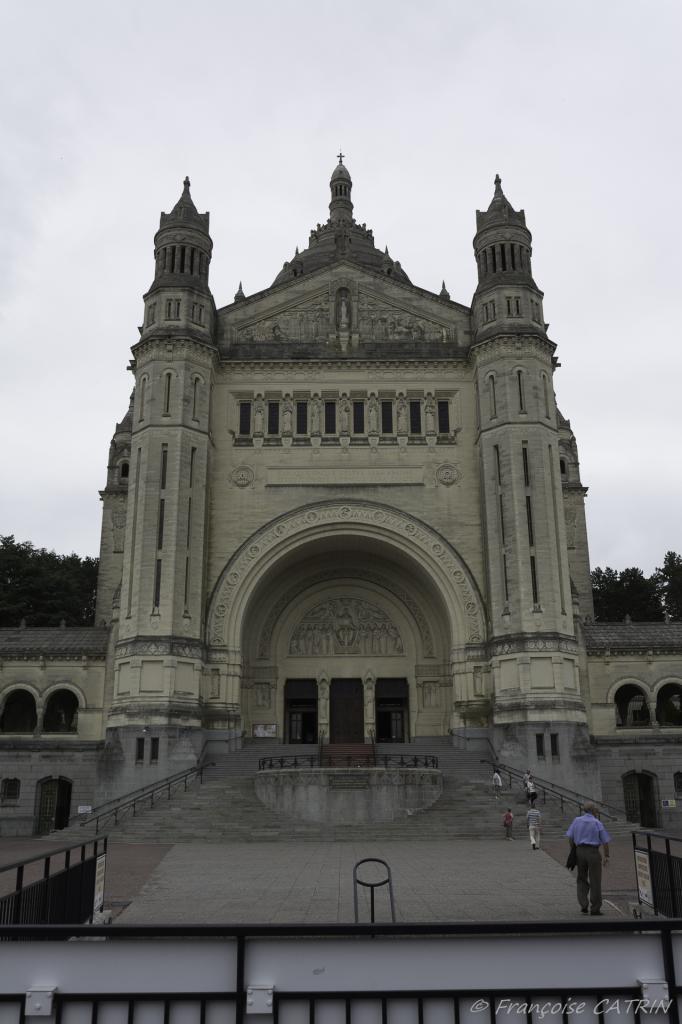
{"left": 423, "top": 683, "right": 439, "bottom": 709}
{"left": 310, "top": 396, "right": 321, "bottom": 434}
{"left": 339, "top": 395, "right": 351, "bottom": 434}
{"left": 424, "top": 393, "right": 436, "bottom": 434}
{"left": 336, "top": 288, "right": 351, "bottom": 332}
{"left": 282, "top": 396, "right": 293, "bottom": 435}
{"left": 318, "top": 680, "right": 329, "bottom": 721}
{"left": 209, "top": 671, "right": 220, "bottom": 698}
{"left": 364, "top": 678, "right": 375, "bottom": 718}
{"left": 396, "top": 395, "right": 408, "bottom": 434}
{"left": 367, "top": 394, "right": 379, "bottom": 434}
{"left": 254, "top": 395, "right": 265, "bottom": 435}
{"left": 254, "top": 684, "right": 271, "bottom": 709}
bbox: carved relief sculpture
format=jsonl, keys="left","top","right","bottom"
{"left": 396, "top": 395, "right": 408, "bottom": 434}
{"left": 367, "top": 394, "right": 379, "bottom": 434}
{"left": 253, "top": 395, "right": 265, "bottom": 435}
{"left": 289, "top": 598, "right": 404, "bottom": 656}
{"left": 339, "top": 395, "right": 351, "bottom": 435}
{"left": 310, "top": 396, "right": 321, "bottom": 435}
{"left": 282, "top": 396, "right": 294, "bottom": 435}
{"left": 424, "top": 393, "right": 436, "bottom": 435}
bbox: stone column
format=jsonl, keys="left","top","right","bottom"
{"left": 317, "top": 673, "right": 329, "bottom": 740}
{"left": 363, "top": 671, "right": 376, "bottom": 740}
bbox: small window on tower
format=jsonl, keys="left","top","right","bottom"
{"left": 165, "top": 299, "right": 181, "bottom": 320}
{"left": 536, "top": 734, "right": 545, "bottom": 759}
{"left": 437, "top": 400, "right": 450, "bottom": 434}
{"left": 135, "top": 737, "right": 145, "bottom": 763}
{"left": 409, "top": 400, "right": 422, "bottom": 435}
{"left": 146, "top": 303, "right": 156, "bottom": 326}
{"left": 267, "top": 401, "right": 280, "bottom": 435}
{"left": 150, "top": 737, "right": 159, "bottom": 763}
{"left": 239, "top": 402, "right": 252, "bottom": 436}
{"left": 119, "top": 462, "right": 129, "bottom": 480}
{"left": 381, "top": 400, "right": 393, "bottom": 434}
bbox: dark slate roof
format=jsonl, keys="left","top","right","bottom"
{"left": 582, "top": 621, "right": 682, "bottom": 653}
{"left": 272, "top": 220, "right": 411, "bottom": 287}
{"left": 0, "top": 627, "right": 110, "bottom": 658}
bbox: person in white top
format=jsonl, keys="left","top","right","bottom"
{"left": 492, "top": 769, "right": 503, "bottom": 800}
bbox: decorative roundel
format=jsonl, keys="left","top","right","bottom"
{"left": 436, "top": 463, "right": 460, "bottom": 487}
{"left": 231, "top": 466, "right": 254, "bottom": 488}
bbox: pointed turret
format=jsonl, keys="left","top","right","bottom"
{"left": 234, "top": 281, "right": 245, "bottom": 302}
{"left": 329, "top": 152, "right": 354, "bottom": 225}
{"left": 141, "top": 177, "right": 214, "bottom": 341}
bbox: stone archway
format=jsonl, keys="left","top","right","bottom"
{"left": 206, "top": 501, "right": 487, "bottom": 738}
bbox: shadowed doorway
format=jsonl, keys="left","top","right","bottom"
{"left": 375, "top": 678, "right": 409, "bottom": 741}
{"left": 284, "top": 679, "right": 318, "bottom": 743}
{"left": 330, "top": 678, "right": 364, "bottom": 743}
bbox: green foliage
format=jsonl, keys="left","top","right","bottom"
{"left": 655, "top": 551, "right": 682, "bottom": 621}
{"left": 0, "top": 535, "right": 98, "bottom": 627}
{"left": 591, "top": 564, "right": 665, "bottom": 622}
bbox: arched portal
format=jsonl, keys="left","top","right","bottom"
{"left": 207, "top": 501, "right": 487, "bottom": 742}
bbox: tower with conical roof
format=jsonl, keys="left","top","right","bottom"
{"left": 471, "top": 176, "right": 587, "bottom": 761}
{"left": 108, "top": 178, "right": 219, "bottom": 778}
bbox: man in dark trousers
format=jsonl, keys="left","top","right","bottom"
{"left": 565, "top": 803, "right": 611, "bottom": 915}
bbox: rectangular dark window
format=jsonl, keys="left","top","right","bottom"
{"left": 526, "top": 496, "right": 534, "bottom": 546}
{"left": 189, "top": 447, "right": 196, "bottom": 488}
{"left": 157, "top": 499, "right": 165, "bottom": 550}
{"left": 153, "top": 559, "right": 162, "bottom": 608}
{"left": 136, "top": 738, "right": 145, "bottom": 763}
{"left": 296, "top": 401, "right": 308, "bottom": 435}
{"left": 522, "top": 446, "right": 530, "bottom": 487}
{"left": 160, "top": 446, "right": 168, "bottom": 489}
{"left": 353, "top": 401, "right": 365, "bottom": 434}
{"left": 494, "top": 445, "right": 502, "bottom": 486}
{"left": 150, "top": 737, "right": 159, "bottom": 763}
{"left": 550, "top": 733, "right": 559, "bottom": 757}
{"left": 381, "top": 400, "right": 393, "bottom": 434}
{"left": 530, "top": 555, "right": 539, "bottom": 605}
{"left": 324, "top": 401, "right": 336, "bottom": 434}
{"left": 267, "top": 401, "right": 279, "bottom": 435}
{"left": 499, "top": 496, "right": 506, "bottom": 545}
{"left": 0, "top": 778, "right": 20, "bottom": 801}
{"left": 535, "top": 734, "right": 545, "bottom": 758}
{"left": 239, "top": 402, "right": 252, "bottom": 436}
{"left": 409, "top": 400, "right": 422, "bottom": 434}
{"left": 437, "top": 400, "right": 450, "bottom": 434}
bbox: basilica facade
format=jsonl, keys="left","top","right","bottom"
{"left": 1, "top": 159, "right": 681, "bottom": 836}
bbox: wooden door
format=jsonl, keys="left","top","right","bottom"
{"left": 330, "top": 679, "right": 363, "bottom": 743}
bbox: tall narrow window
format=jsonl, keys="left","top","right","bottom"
{"left": 542, "top": 375, "right": 550, "bottom": 417}
{"left": 146, "top": 303, "right": 156, "bottom": 326}
{"left": 150, "top": 737, "right": 159, "bottom": 763}
{"left": 189, "top": 447, "right": 196, "bottom": 487}
{"left": 157, "top": 498, "right": 165, "bottom": 550}
{"left": 494, "top": 445, "right": 502, "bottom": 485}
{"left": 296, "top": 401, "right": 308, "bottom": 435}
{"left": 535, "top": 734, "right": 545, "bottom": 758}
{"left": 502, "top": 554, "right": 510, "bottom": 603}
{"left": 163, "top": 373, "right": 172, "bottom": 415}
{"left": 530, "top": 555, "right": 539, "bottom": 605}
{"left": 517, "top": 370, "right": 525, "bottom": 412}
{"left": 239, "top": 402, "right": 252, "bottom": 436}
{"left": 324, "top": 401, "right": 336, "bottom": 434}
{"left": 186, "top": 497, "right": 192, "bottom": 547}
{"left": 437, "top": 400, "right": 450, "bottom": 433}
{"left": 353, "top": 401, "right": 365, "bottom": 434}
{"left": 138, "top": 378, "right": 147, "bottom": 422}
{"left": 153, "top": 559, "right": 162, "bottom": 608}
{"left": 381, "top": 400, "right": 393, "bottom": 434}
{"left": 192, "top": 378, "right": 199, "bottom": 420}
{"left": 160, "top": 445, "right": 168, "bottom": 490}
{"left": 550, "top": 733, "right": 559, "bottom": 757}
{"left": 526, "top": 496, "right": 534, "bottom": 546}
{"left": 267, "top": 401, "right": 280, "bottom": 435}
{"left": 499, "top": 496, "right": 506, "bottom": 544}
{"left": 488, "top": 375, "right": 497, "bottom": 418}
{"left": 522, "top": 445, "right": 530, "bottom": 487}
{"left": 409, "top": 400, "right": 422, "bottom": 434}
{"left": 136, "top": 738, "right": 145, "bottom": 763}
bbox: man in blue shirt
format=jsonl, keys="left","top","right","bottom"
{"left": 566, "top": 803, "right": 611, "bottom": 915}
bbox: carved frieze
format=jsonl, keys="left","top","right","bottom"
{"left": 357, "top": 292, "right": 454, "bottom": 344}
{"left": 289, "top": 598, "right": 403, "bottom": 657}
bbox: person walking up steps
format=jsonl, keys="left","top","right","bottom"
{"left": 503, "top": 808, "right": 514, "bottom": 840}
{"left": 565, "top": 803, "right": 611, "bottom": 915}
{"left": 527, "top": 805, "right": 541, "bottom": 849}
{"left": 492, "top": 768, "right": 503, "bottom": 800}
{"left": 526, "top": 776, "right": 538, "bottom": 807}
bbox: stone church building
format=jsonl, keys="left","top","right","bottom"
{"left": 1, "top": 159, "right": 681, "bottom": 836}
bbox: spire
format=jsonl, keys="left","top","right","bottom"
{"left": 329, "top": 152, "right": 353, "bottom": 225}
{"left": 159, "top": 176, "right": 210, "bottom": 233}
{"left": 234, "top": 281, "right": 245, "bottom": 302}
{"left": 439, "top": 280, "right": 450, "bottom": 300}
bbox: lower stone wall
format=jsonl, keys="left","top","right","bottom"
{"left": 255, "top": 767, "right": 442, "bottom": 823}
{"left": 595, "top": 738, "right": 682, "bottom": 830}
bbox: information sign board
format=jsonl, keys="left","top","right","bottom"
{"left": 634, "top": 848, "right": 653, "bottom": 908}
{"left": 93, "top": 854, "right": 106, "bottom": 914}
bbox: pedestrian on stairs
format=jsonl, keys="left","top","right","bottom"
{"left": 492, "top": 768, "right": 503, "bottom": 800}
{"left": 526, "top": 776, "right": 538, "bottom": 807}
{"left": 527, "top": 805, "right": 542, "bottom": 849}
{"left": 503, "top": 808, "right": 514, "bottom": 840}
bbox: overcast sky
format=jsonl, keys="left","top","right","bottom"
{"left": 1, "top": 0, "right": 680, "bottom": 574}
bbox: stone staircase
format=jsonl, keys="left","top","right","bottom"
{"left": 59, "top": 738, "right": 632, "bottom": 844}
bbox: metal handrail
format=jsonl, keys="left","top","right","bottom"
{"left": 0, "top": 835, "right": 108, "bottom": 879}
{"left": 71, "top": 762, "right": 214, "bottom": 834}
{"left": 481, "top": 758, "right": 621, "bottom": 820}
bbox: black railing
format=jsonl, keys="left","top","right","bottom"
{"left": 73, "top": 763, "right": 213, "bottom": 834}
{"left": 633, "top": 830, "right": 682, "bottom": 917}
{"left": 258, "top": 754, "right": 439, "bottom": 770}
{"left": 0, "top": 919, "right": 680, "bottom": 1024}
{"left": 480, "top": 759, "right": 621, "bottom": 819}
{"left": 0, "top": 836, "right": 107, "bottom": 925}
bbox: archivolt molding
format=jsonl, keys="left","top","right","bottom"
{"left": 256, "top": 567, "right": 435, "bottom": 659}
{"left": 208, "top": 501, "right": 486, "bottom": 650}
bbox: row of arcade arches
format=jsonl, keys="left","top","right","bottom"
{"left": 0, "top": 688, "right": 79, "bottom": 734}
{"left": 613, "top": 681, "right": 682, "bottom": 728}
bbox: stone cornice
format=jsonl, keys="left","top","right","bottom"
{"left": 488, "top": 632, "right": 579, "bottom": 657}
{"left": 471, "top": 332, "right": 555, "bottom": 361}
{"left": 131, "top": 334, "right": 218, "bottom": 364}
{"left": 115, "top": 637, "right": 204, "bottom": 660}
{"left": 215, "top": 357, "right": 471, "bottom": 377}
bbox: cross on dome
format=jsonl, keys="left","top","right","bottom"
{"left": 337, "top": 149, "right": 345, "bottom": 164}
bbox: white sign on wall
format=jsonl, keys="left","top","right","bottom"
{"left": 634, "top": 849, "right": 653, "bottom": 907}
{"left": 93, "top": 854, "right": 107, "bottom": 914}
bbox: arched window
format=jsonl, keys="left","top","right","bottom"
{"left": 119, "top": 461, "right": 129, "bottom": 481}
{"left": 656, "top": 683, "right": 682, "bottom": 726}
{"left": 192, "top": 377, "right": 200, "bottom": 420}
{"left": 559, "top": 458, "right": 567, "bottom": 477}
{"left": 138, "top": 377, "right": 147, "bottom": 422}
{"left": 0, "top": 690, "right": 37, "bottom": 733}
{"left": 43, "top": 690, "right": 79, "bottom": 733}
{"left": 541, "top": 374, "right": 550, "bottom": 418}
{"left": 614, "top": 684, "right": 650, "bottom": 727}
{"left": 163, "top": 372, "right": 172, "bottom": 415}
{"left": 516, "top": 369, "right": 526, "bottom": 413}
{"left": 487, "top": 375, "right": 497, "bottom": 418}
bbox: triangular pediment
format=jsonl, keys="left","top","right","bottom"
{"left": 219, "top": 261, "right": 470, "bottom": 350}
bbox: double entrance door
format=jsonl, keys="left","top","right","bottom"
{"left": 285, "top": 677, "right": 409, "bottom": 744}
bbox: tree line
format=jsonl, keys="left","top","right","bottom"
{"left": 1, "top": 534, "right": 680, "bottom": 627}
